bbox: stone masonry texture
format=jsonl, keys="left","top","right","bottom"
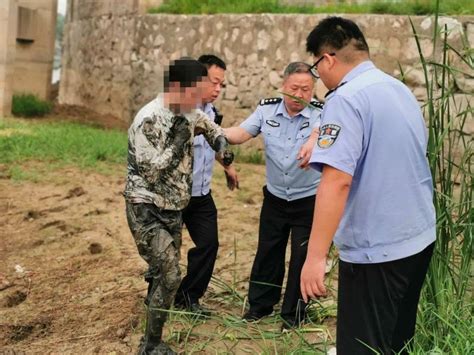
{"left": 58, "top": 12, "right": 474, "bottom": 126}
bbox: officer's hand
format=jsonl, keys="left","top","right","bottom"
{"left": 297, "top": 128, "right": 319, "bottom": 170}
{"left": 170, "top": 115, "right": 191, "bottom": 146}
{"left": 300, "top": 256, "right": 327, "bottom": 302}
{"left": 224, "top": 165, "right": 239, "bottom": 190}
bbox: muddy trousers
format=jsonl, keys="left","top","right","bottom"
{"left": 126, "top": 202, "right": 183, "bottom": 345}
{"left": 248, "top": 187, "right": 315, "bottom": 323}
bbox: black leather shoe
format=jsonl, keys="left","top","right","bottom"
{"left": 242, "top": 309, "right": 272, "bottom": 322}
{"left": 188, "top": 302, "right": 211, "bottom": 318}
{"left": 280, "top": 317, "right": 305, "bottom": 332}
{"left": 175, "top": 301, "right": 211, "bottom": 318}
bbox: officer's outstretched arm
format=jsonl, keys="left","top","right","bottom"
{"left": 223, "top": 127, "right": 253, "bottom": 144}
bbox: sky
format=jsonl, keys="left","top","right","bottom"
{"left": 58, "top": 0, "right": 67, "bottom": 15}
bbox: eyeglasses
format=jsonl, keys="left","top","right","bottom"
{"left": 309, "top": 53, "right": 336, "bottom": 79}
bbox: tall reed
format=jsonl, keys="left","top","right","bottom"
{"left": 408, "top": 3, "right": 473, "bottom": 353}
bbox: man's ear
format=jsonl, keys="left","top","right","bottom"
{"left": 326, "top": 53, "right": 337, "bottom": 69}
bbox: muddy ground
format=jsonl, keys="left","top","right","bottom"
{"left": 0, "top": 161, "right": 277, "bottom": 352}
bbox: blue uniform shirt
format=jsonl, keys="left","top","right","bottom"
{"left": 241, "top": 98, "right": 322, "bottom": 201}
{"left": 309, "top": 61, "right": 436, "bottom": 264}
{"left": 191, "top": 103, "right": 216, "bottom": 197}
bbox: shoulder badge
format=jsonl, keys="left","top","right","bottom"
{"left": 310, "top": 99, "right": 324, "bottom": 110}
{"left": 259, "top": 97, "right": 282, "bottom": 106}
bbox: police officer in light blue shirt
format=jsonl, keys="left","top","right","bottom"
{"left": 300, "top": 17, "right": 436, "bottom": 354}
{"left": 174, "top": 55, "right": 239, "bottom": 316}
{"left": 191, "top": 102, "right": 221, "bottom": 196}
{"left": 225, "top": 62, "right": 323, "bottom": 330}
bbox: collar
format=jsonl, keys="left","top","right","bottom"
{"left": 200, "top": 102, "right": 214, "bottom": 116}
{"left": 325, "top": 61, "right": 375, "bottom": 98}
{"left": 341, "top": 60, "right": 375, "bottom": 84}
{"left": 276, "top": 99, "right": 312, "bottom": 120}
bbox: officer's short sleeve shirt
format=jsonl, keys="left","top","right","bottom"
{"left": 191, "top": 103, "right": 216, "bottom": 196}
{"left": 240, "top": 99, "right": 322, "bottom": 201}
{"left": 309, "top": 61, "right": 436, "bottom": 264}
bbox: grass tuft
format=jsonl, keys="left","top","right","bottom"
{"left": 12, "top": 94, "right": 52, "bottom": 117}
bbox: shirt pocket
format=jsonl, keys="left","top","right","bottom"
{"left": 261, "top": 123, "right": 282, "bottom": 146}
{"left": 295, "top": 125, "right": 312, "bottom": 141}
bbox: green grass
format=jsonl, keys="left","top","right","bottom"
{"left": 230, "top": 146, "right": 265, "bottom": 165}
{"left": 12, "top": 93, "right": 52, "bottom": 117}
{"left": 0, "top": 119, "right": 127, "bottom": 178}
{"left": 149, "top": 0, "right": 474, "bottom": 15}
{"left": 163, "top": 275, "right": 336, "bottom": 353}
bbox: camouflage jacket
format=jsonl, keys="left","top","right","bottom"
{"left": 124, "top": 96, "right": 225, "bottom": 210}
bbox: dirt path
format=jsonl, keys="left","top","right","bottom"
{"left": 0, "top": 162, "right": 286, "bottom": 353}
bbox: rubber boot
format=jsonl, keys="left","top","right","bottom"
{"left": 138, "top": 312, "right": 176, "bottom": 355}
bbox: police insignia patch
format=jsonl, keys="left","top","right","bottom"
{"left": 266, "top": 119, "right": 280, "bottom": 127}
{"left": 318, "top": 124, "right": 341, "bottom": 149}
{"left": 300, "top": 122, "right": 310, "bottom": 130}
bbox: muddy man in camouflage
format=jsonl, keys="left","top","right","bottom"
{"left": 124, "top": 58, "right": 233, "bottom": 355}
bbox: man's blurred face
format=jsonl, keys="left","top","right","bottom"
{"left": 182, "top": 80, "right": 206, "bottom": 110}
{"left": 168, "top": 80, "right": 206, "bottom": 112}
{"left": 282, "top": 72, "right": 315, "bottom": 115}
{"left": 202, "top": 65, "right": 225, "bottom": 104}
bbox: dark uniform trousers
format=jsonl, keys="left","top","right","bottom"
{"left": 248, "top": 186, "right": 315, "bottom": 323}
{"left": 337, "top": 242, "right": 435, "bottom": 355}
{"left": 175, "top": 192, "right": 219, "bottom": 306}
{"left": 125, "top": 202, "right": 182, "bottom": 331}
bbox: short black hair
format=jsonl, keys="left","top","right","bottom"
{"left": 306, "top": 17, "right": 369, "bottom": 56}
{"left": 198, "top": 54, "right": 227, "bottom": 70}
{"left": 164, "top": 57, "right": 207, "bottom": 89}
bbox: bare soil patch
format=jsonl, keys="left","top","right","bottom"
{"left": 1, "top": 162, "right": 303, "bottom": 353}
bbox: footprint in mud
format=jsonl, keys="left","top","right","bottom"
{"left": 39, "top": 220, "right": 67, "bottom": 231}
{"left": 9, "top": 324, "right": 34, "bottom": 342}
{"left": 64, "top": 186, "right": 86, "bottom": 199}
{"left": 84, "top": 209, "right": 108, "bottom": 217}
{"left": 25, "top": 206, "right": 68, "bottom": 221}
{"left": 89, "top": 242, "right": 103, "bottom": 254}
{"left": 24, "top": 210, "right": 45, "bottom": 221}
{"left": 44, "top": 205, "right": 68, "bottom": 213}
{"left": 7, "top": 318, "right": 51, "bottom": 342}
{"left": 4, "top": 290, "right": 27, "bottom": 308}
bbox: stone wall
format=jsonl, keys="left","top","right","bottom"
{"left": 59, "top": 12, "right": 474, "bottom": 125}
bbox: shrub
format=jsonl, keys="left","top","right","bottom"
{"left": 12, "top": 93, "right": 52, "bottom": 117}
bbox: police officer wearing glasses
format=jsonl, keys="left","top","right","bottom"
{"left": 301, "top": 17, "right": 436, "bottom": 355}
